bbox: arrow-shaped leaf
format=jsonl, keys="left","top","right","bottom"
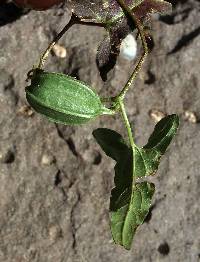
{"left": 93, "top": 114, "right": 179, "bottom": 178}
{"left": 93, "top": 114, "right": 179, "bottom": 249}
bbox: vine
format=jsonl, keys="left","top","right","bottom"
{"left": 25, "top": 0, "right": 179, "bottom": 250}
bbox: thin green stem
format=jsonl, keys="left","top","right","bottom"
{"left": 118, "top": 98, "right": 136, "bottom": 187}
{"left": 115, "top": 0, "right": 148, "bottom": 100}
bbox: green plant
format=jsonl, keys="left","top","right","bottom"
{"left": 26, "top": 69, "right": 113, "bottom": 125}
{"left": 26, "top": 0, "right": 179, "bottom": 250}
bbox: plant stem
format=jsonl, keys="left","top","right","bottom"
{"left": 38, "top": 14, "right": 105, "bottom": 69}
{"left": 115, "top": 0, "right": 148, "bottom": 100}
{"left": 118, "top": 98, "right": 136, "bottom": 187}
{"left": 38, "top": 19, "right": 75, "bottom": 69}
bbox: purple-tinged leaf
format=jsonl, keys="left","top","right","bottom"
{"left": 67, "top": 1, "right": 172, "bottom": 80}
{"left": 96, "top": 18, "right": 133, "bottom": 80}
{"left": 133, "top": 0, "right": 172, "bottom": 20}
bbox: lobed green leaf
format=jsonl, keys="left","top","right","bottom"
{"left": 93, "top": 114, "right": 179, "bottom": 249}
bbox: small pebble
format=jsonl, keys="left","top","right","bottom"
{"left": 184, "top": 111, "right": 197, "bottom": 123}
{"left": 48, "top": 225, "right": 62, "bottom": 241}
{"left": 52, "top": 44, "right": 67, "bottom": 58}
{"left": 149, "top": 109, "right": 166, "bottom": 123}
{"left": 41, "top": 154, "right": 55, "bottom": 165}
{"left": 17, "top": 105, "right": 34, "bottom": 117}
{"left": 120, "top": 34, "right": 137, "bottom": 61}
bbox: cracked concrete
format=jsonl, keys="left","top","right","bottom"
{"left": 0, "top": 0, "right": 200, "bottom": 261}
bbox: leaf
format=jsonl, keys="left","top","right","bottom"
{"left": 133, "top": 0, "right": 172, "bottom": 21}
{"left": 92, "top": 128, "right": 129, "bottom": 161}
{"left": 67, "top": 1, "right": 172, "bottom": 80}
{"left": 68, "top": 0, "right": 144, "bottom": 24}
{"left": 110, "top": 181, "right": 155, "bottom": 249}
{"left": 134, "top": 114, "right": 179, "bottom": 177}
{"left": 97, "top": 0, "right": 171, "bottom": 80}
{"left": 93, "top": 114, "right": 179, "bottom": 249}
{"left": 94, "top": 114, "right": 179, "bottom": 178}
{"left": 69, "top": 0, "right": 171, "bottom": 24}
{"left": 96, "top": 18, "right": 134, "bottom": 81}
{"left": 93, "top": 128, "right": 133, "bottom": 207}
{"left": 144, "top": 114, "right": 179, "bottom": 153}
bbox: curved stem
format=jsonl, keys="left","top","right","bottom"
{"left": 38, "top": 19, "right": 75, "bottom": 69}
{"left": 116, "top": 0, "right": 148, "bottom": 100}
{"left": 118, "top": 98, "right": 136, "bottom": 187}
{"left": 38, "top": 14, "right": 105, "bottom": 69}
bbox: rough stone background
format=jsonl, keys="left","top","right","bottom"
{"left": 0, "top": 0, "right": 200, "bottom": 261}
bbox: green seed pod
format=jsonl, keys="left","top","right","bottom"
{"left": 25, "top": 69, "right": 113, "bottom": 125}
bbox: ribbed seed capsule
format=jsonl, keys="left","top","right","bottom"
{"left": 26, "top": 69, "right": 113, "bottom": 125}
